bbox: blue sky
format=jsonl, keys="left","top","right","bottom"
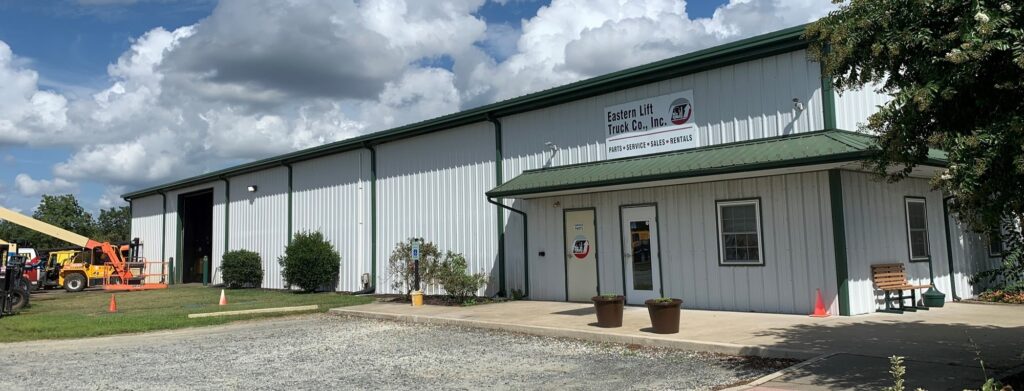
{"left": 0, "top": 0, "right": 831, "bottom": 214}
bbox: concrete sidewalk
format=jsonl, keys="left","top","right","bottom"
{"left": 331, "top": 301, "right": 1024, "bottom": 390}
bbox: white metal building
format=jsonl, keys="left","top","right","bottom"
{"left": 124, "top": 25, "right": 999, "bottom": 316}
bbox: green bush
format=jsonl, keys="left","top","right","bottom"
{"left": 278, "top": 231, "right": 340, "bottom": 292}
{"left": 434, "top": 251, "right": 488, "bottom": 300}
{"left": 220, "top": 250, "right": 263, "bottom": 288}
{"left": 387, "top": 238, "right": 441, "bottom": 296}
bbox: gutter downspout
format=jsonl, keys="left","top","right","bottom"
{"left": 943, "top": 196, "right": 960, "bottom": 301}
{"left": 363, "top": 143, "right": 378, "bottom": 292}
{"left": 487, "top": 197, "right": 528, "bottom": 298}
{"left": 488, "top": 115, "right": 507, "bottom": 297}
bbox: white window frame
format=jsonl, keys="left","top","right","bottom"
{"left": 904, "top": 197, "right": 931, "bottom": 262}
{"left": 716, "top": 199, "right": 764, "bottom": 266}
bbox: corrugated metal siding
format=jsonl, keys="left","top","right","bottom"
{"left": 228, "top": 168, "right": 289, "bottom": 289}
{"left": 947, "top": 213, "right": 1002, "bottom": 299}
{"left": 292, "top": 150, "right": 372, "bottom": 291}
{"left": 501, "top": 50, "right": 826, "bottom": 298}
{"left": 501, "top": 49, "right": 824, "bottom": 182}
{"left": 376, "top": 122, "right": 497, "bottom": 295}
{"left": 834, "top": 82, "right": 891, "bottom": 131}
{"left": 841, "top": 171, "right": 950, "bottom": 315}
{"left": 161, "top": 182, "right": 226, "bottom": 284}
{"left": 523, "top": 171, "right": 838, "bottom": 315}
{"left": 130, "top": 195, "right": 165, "bottom": 282}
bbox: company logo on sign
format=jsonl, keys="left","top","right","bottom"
{"left": 571, "top": 235, "right": 590, "bottom": 259}
{"left": 669, "top": 98, "right": 692, "bottom": 125}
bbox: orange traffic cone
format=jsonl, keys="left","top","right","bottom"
{"left": 108, "top": 294, "right": 118, "bottom": 313}
{"left": 219, "top": 289, "right": 227, "bottom": 306}
{"left": 810, "top": 288, "right": 829, "bottom": 317}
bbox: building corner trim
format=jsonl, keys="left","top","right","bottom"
{"left": 220, "top": 177, "right": 230, "bottom": 256}
{"left": 364, "top": 144, "right": 378, "bottom": 290}
{"left": 828, "top": 169, "right": 851, "bottom": 315}
{"left": 285, "top": 163, "right": 293, "bottom": 244}
{"left": 159, "top": 191, "right": 167, "bottom": 284}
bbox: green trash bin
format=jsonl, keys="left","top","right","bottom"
{"left": 923, "top": 287, "right": 946, "bottom": 308}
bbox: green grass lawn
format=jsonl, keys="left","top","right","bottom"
{"left": 0, "top": 285, "right": 373, "bottom": 343}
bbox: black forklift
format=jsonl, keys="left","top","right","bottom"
{"left": 0, "top": 252, "right": 29, "bottom": 317}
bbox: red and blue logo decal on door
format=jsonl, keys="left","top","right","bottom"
{"left": 571, "top": 235, "right": 591, "bottom": 259}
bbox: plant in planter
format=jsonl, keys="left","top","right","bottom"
{"left": 591, "top": 294, "right": 625, "bottom": 328}
{"left": 644, "top": 297, "right": 683, "bottom": 334}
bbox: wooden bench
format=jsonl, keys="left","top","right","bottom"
{"left": 870, "top": 263, "right": 932, "bottom": 313}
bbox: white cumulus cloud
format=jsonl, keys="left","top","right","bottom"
{"left": 0, "top": 0, "right": 838, "bottom": 210}
{"left": 14, "top": 174, "right": 78, "bottom": 197}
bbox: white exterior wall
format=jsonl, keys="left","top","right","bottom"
{"left": 376, "top": 122, "right": 498, "bottom": 295}
{"left": 292, "top": 150, "right": 372, "bottom": 291}
{"left": 834, "top": 81, "right": 892, "bottom": 131}
{"left": 523, "top": 172, "right": 839, "bottom": 315}
{"left": 500, "top": 49, "right": 827, "bottom": 297}
{"left": 129, "top": 195, "right": 166, "bottom": 281}
{"left": 947, "top": 214, "right": 1003, "bottom": 299}
{"left": 841, "top": 171, "right": 952, "bottom": 315}
{"left": 228, "top": 167, "right": 289, "bottom": 289}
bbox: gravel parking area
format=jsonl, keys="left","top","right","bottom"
{"left": 0, "top": 315, "right": 791, "bottom": 390}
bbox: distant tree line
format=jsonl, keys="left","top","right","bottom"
{"left": 0, "top": 194, "right": 130, "bottom": 250}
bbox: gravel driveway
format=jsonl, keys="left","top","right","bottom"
{"left": 0, "top": 315, "right": 789, "bottom": 390}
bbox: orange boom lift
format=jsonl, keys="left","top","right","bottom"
{"left": 0, "top": 206, "right": 166, "bottom": 291}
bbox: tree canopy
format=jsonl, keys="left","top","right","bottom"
{"left": 0, "top": 194, "right": 129, "bottom": 249}
{"left": 807, "top": 0, "right": 1023, "bottom": 289}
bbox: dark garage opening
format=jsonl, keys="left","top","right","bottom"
{"left": 179, "top": 190, "right": 213, "bottom": 284}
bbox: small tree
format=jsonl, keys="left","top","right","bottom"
{"left": 220, "top": 250, "right": 263, "bottom": 288}
{"left": 387, "top": 238, "right": 440, "bottom": 296}
{"left": 278, "top": 231, "right": 340, "bottom": 292}
{"left": 434, "top": 251, "right": 488, "bottom": 300}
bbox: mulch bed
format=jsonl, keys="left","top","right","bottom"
{"left": 372, "top": 294, "right": 510, "bottom": 307}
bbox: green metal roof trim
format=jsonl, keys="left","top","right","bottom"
{"left": 123, "top": 25, "right": 809, "bottom": 200}
{"left": 486, "top": 130, "right": 948, "bottom": 198}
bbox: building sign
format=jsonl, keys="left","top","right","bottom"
{"left": 605, "top": 90, "right": 699, "bottom": 159}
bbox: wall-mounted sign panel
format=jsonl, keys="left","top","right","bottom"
{"left": 605, "top": 90, "right": 698, "bottom": 159}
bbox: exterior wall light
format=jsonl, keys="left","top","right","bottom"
{"left": 247, "top": 185, "right": 258, "bottom": 193}
{"left": 792, "top": 98, "right": 805, "bottom": 112}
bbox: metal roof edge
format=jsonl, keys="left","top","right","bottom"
{"left": 123, "top": 24, "right": 810, "bottom": 200}
{"left": 486, "top": 151, "right": 874, "bottom": 198}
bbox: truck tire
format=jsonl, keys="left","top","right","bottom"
{"left": 17, "top": 277, "right": 30, "bottom": 307}
{"left": 8, "top": 288, "right": 27, "bottom": 312}
{"left": 64, "top": 273, "right": 86, "bottom": 292}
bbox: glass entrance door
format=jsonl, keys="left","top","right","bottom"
{"left": 621, "top": 205, "right": 661, "bottom": 305}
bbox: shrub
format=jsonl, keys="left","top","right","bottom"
{"left": 387, "top": 238, "right": 441, "bottom": 296}
{"left": 278, "top": 231, "right": 340, "bottom": 292}
{"left": 220, "top": 250, "right": 263, "bottom": 288}
{"left": 434, "top": 251, "right": 488, "bottom": 300}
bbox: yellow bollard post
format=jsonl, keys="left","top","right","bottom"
{"left": 411, "top": 290, "right": 424, "bottom": 307}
